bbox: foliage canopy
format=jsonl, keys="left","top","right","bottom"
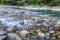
{"left": 0, "top": 0, "right": 60, "bottom": 6}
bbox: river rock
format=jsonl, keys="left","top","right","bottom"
{"left": 40, "top": 26, "right": 48, "bottom": 32}
{"left": 45, "top": 32, "right": 50, "bottom": 39}
{"left": 0, "top": 11, "right": 8, "bottom": 16}
{"left": 57, "top": 35, "right": 60, "bottom": 39}
{"left": 54, "top": 19, "right": 60, "bottom": 27}
{"left": 7, "top": 26, "right": 18, "bottom": 32}
{"left": 51, "top": 33, "right": 57, "bottom": 37}
{"left": 0, "top": 30, "right": 7, "bottom": 35}
{"left": 49, "top": 30, "right": 55, "bottom": 34}
{"left": 56, "top": 31, "right": 60, "bottom": 35}
{"left": 58, "top": 39, "right": 60, "bottom": 40}
{"left": 49, "top": 37, "right": 57, "bottom": 40}
{"left": 20, "top": 30, "right": 29, "bottom": 38}
{"left": 0, "top": 35, "right": 7, "bottom": 40}
{"left": 54, "top": 27, "right": 60, "bottom": 31}
{"left": 7, "top": 33, "right": 21, "bottom": 40}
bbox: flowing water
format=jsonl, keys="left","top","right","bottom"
{"left": 0, "top": 7, "right": 60, "bottom": 17}
{"left": 0, "top": 7, "right": 60, "bottom": 30}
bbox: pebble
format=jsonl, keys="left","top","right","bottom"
{"left": 20, "top": 30, "right": 29, "bottom": 38}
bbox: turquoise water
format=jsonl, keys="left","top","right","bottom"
{"left": 0, "top": 7, "right": 60, "bottom": 30}
{"left": 17, "top": 8, "right": 60, "bottom": 17}
{"left": 0, "top": 7, "right": 60, "bottom": 17}
{"left": 25, "top": 9, "right": 60, "bottom": 17}
{"left": 33, "top": 10, "right": 60, "bottom": 17}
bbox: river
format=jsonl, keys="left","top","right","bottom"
{"left": 0, "top": 7, "right": 60, "bottom": 30}
{"left": 0, "top": 7, "right": 60, "bottom": 17}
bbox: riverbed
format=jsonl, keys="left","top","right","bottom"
{"left": 0, "top": 6, "right": 60, "bottom": 40}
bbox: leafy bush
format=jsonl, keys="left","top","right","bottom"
{"left": 48, "top": 1, "right": 57, "bottom": 6}
{"left": 16, "top": 1, "right": 25, "bottom": 6}
{"left": 0, "top": 0, "right": 60, "bottom": 6}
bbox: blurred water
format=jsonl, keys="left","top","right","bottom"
{"left": 0, "top": 7, "right": 60, "bottom": 30}
{"left": 0, "top": 7, "right": 60, "bottom": 17}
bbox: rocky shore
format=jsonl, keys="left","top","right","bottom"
{"left": 0, "top": 10, "right": 60, "bottom": 40}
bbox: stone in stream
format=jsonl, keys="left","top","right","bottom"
{"left": 54, "top": 24, "right": 60, "bottom": 28}
{"left": 49, "top": 30, "right": 55, "bottom": 34}
{"left": 0, "top": 30, "right": 7, "bottom": 40}
{"left": 20, "top": 30, "right": 29, "bottom": 38}
{"left": 58, "top": 39, "right": 60, "bottom": 40}
{"left": 7, "top": 33, "right": 21, "bottom": 40}
{"left": 57, "top": 35, "right": 60, "bottom": 39}
{"left": 40, "top": 26, "right": 48, "bottom": 32}
{"left": 37, "top": 29, "right": 46, "bottom": 40}
{"left": 29, "top": 35, "right": 37, "bottom": 40}
{"left": 56, "top": 31, "right": 60, "bottom": 35}
{"left": 6, "top": 26, "right": 18, "bottom": 32}
{"left": 0, "top": 30, "right": 7, "bottom": 35}
{"left": 0, "top": 35, "right": 7, "bottom": 40}
{"left": 45, "top": 32, "right": 50, "bottom": 40}
{"left": 0, "top": 11, "right": 8, "bottom": 16}
{"left": 54, "top": 27, "right": 60, "bottom": 31}
{"left": 0, "top": 20, "right": 7, "bottom": 31}
{"left": 0, "top": 25, "right": 6, "bottom": 31}
{"left": 54, "top": 19, "right": 60, "bottom": 28}
{"left": 49, "top": 37, "right": 57, "bottom": 40}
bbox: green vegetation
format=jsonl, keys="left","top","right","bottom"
{"left": 0, "top": 0, "right": 60, "bottom": 6}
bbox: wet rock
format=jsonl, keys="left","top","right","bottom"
{"left": 51, "top": 33, "right": 57, "bottom": 37}
{"left": 0, "top": 25, "right": 6, "bottom": 31}
{"left": 7, "top": 26, "right": 18, "bottom": 32}
{"left": 24, "top": 19, "right": 34, "bottom": 25}
{"left": 37, "top": 30, "right": 46, "bottom": 40}
{"left": 57, "top": 35, "right": 60, "bottom": 39}
{"left": 56, "top": 31, "right": 60, "bottom": 35}
{"left": 49, "top": 30, "right": 55, "bottom": 34}
{"left": 45, "top": 32, "right": 50, "bottom": 40}
{"left": 7, "top": 33, "right": 21, "bottom": 40}
{"left": 54, "top": 19, "right": 60, "bottom": 27}
{"left": 29, "top": 35, "right": 37, "bottom": 40}
{"left": 40, "top": 26, "right": 48, "bottom": 32}
{"left": 0, "top": 35, "right": 7, "bottom": 40}
{"left": 49, "top": 37, "right": 57, "bottom": 40}
{"left": 0, "top": 11, "right": 8, "bottom": 16}
{"left": 0, "top": 30, "right": 7, "bottom": 35}
{"left": 58, "top": 39, "right": 60, "bottom": 40}
{"left": 20, "top": 30, "right": 29, "bottom": 38}
{"left": 54, "top": 27, "right": 60, "bottom": 31}
{"left": 49, "top": 27, "right": 54, "bottom": 31}
{"left": 16, "top": 23, "right": 26, "bottom": 30}
{"left": 54, "top": 24, "right": 60, "bottom": 28}
{"left": 36, "top": 29, "right": 45, "bottom": 37}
